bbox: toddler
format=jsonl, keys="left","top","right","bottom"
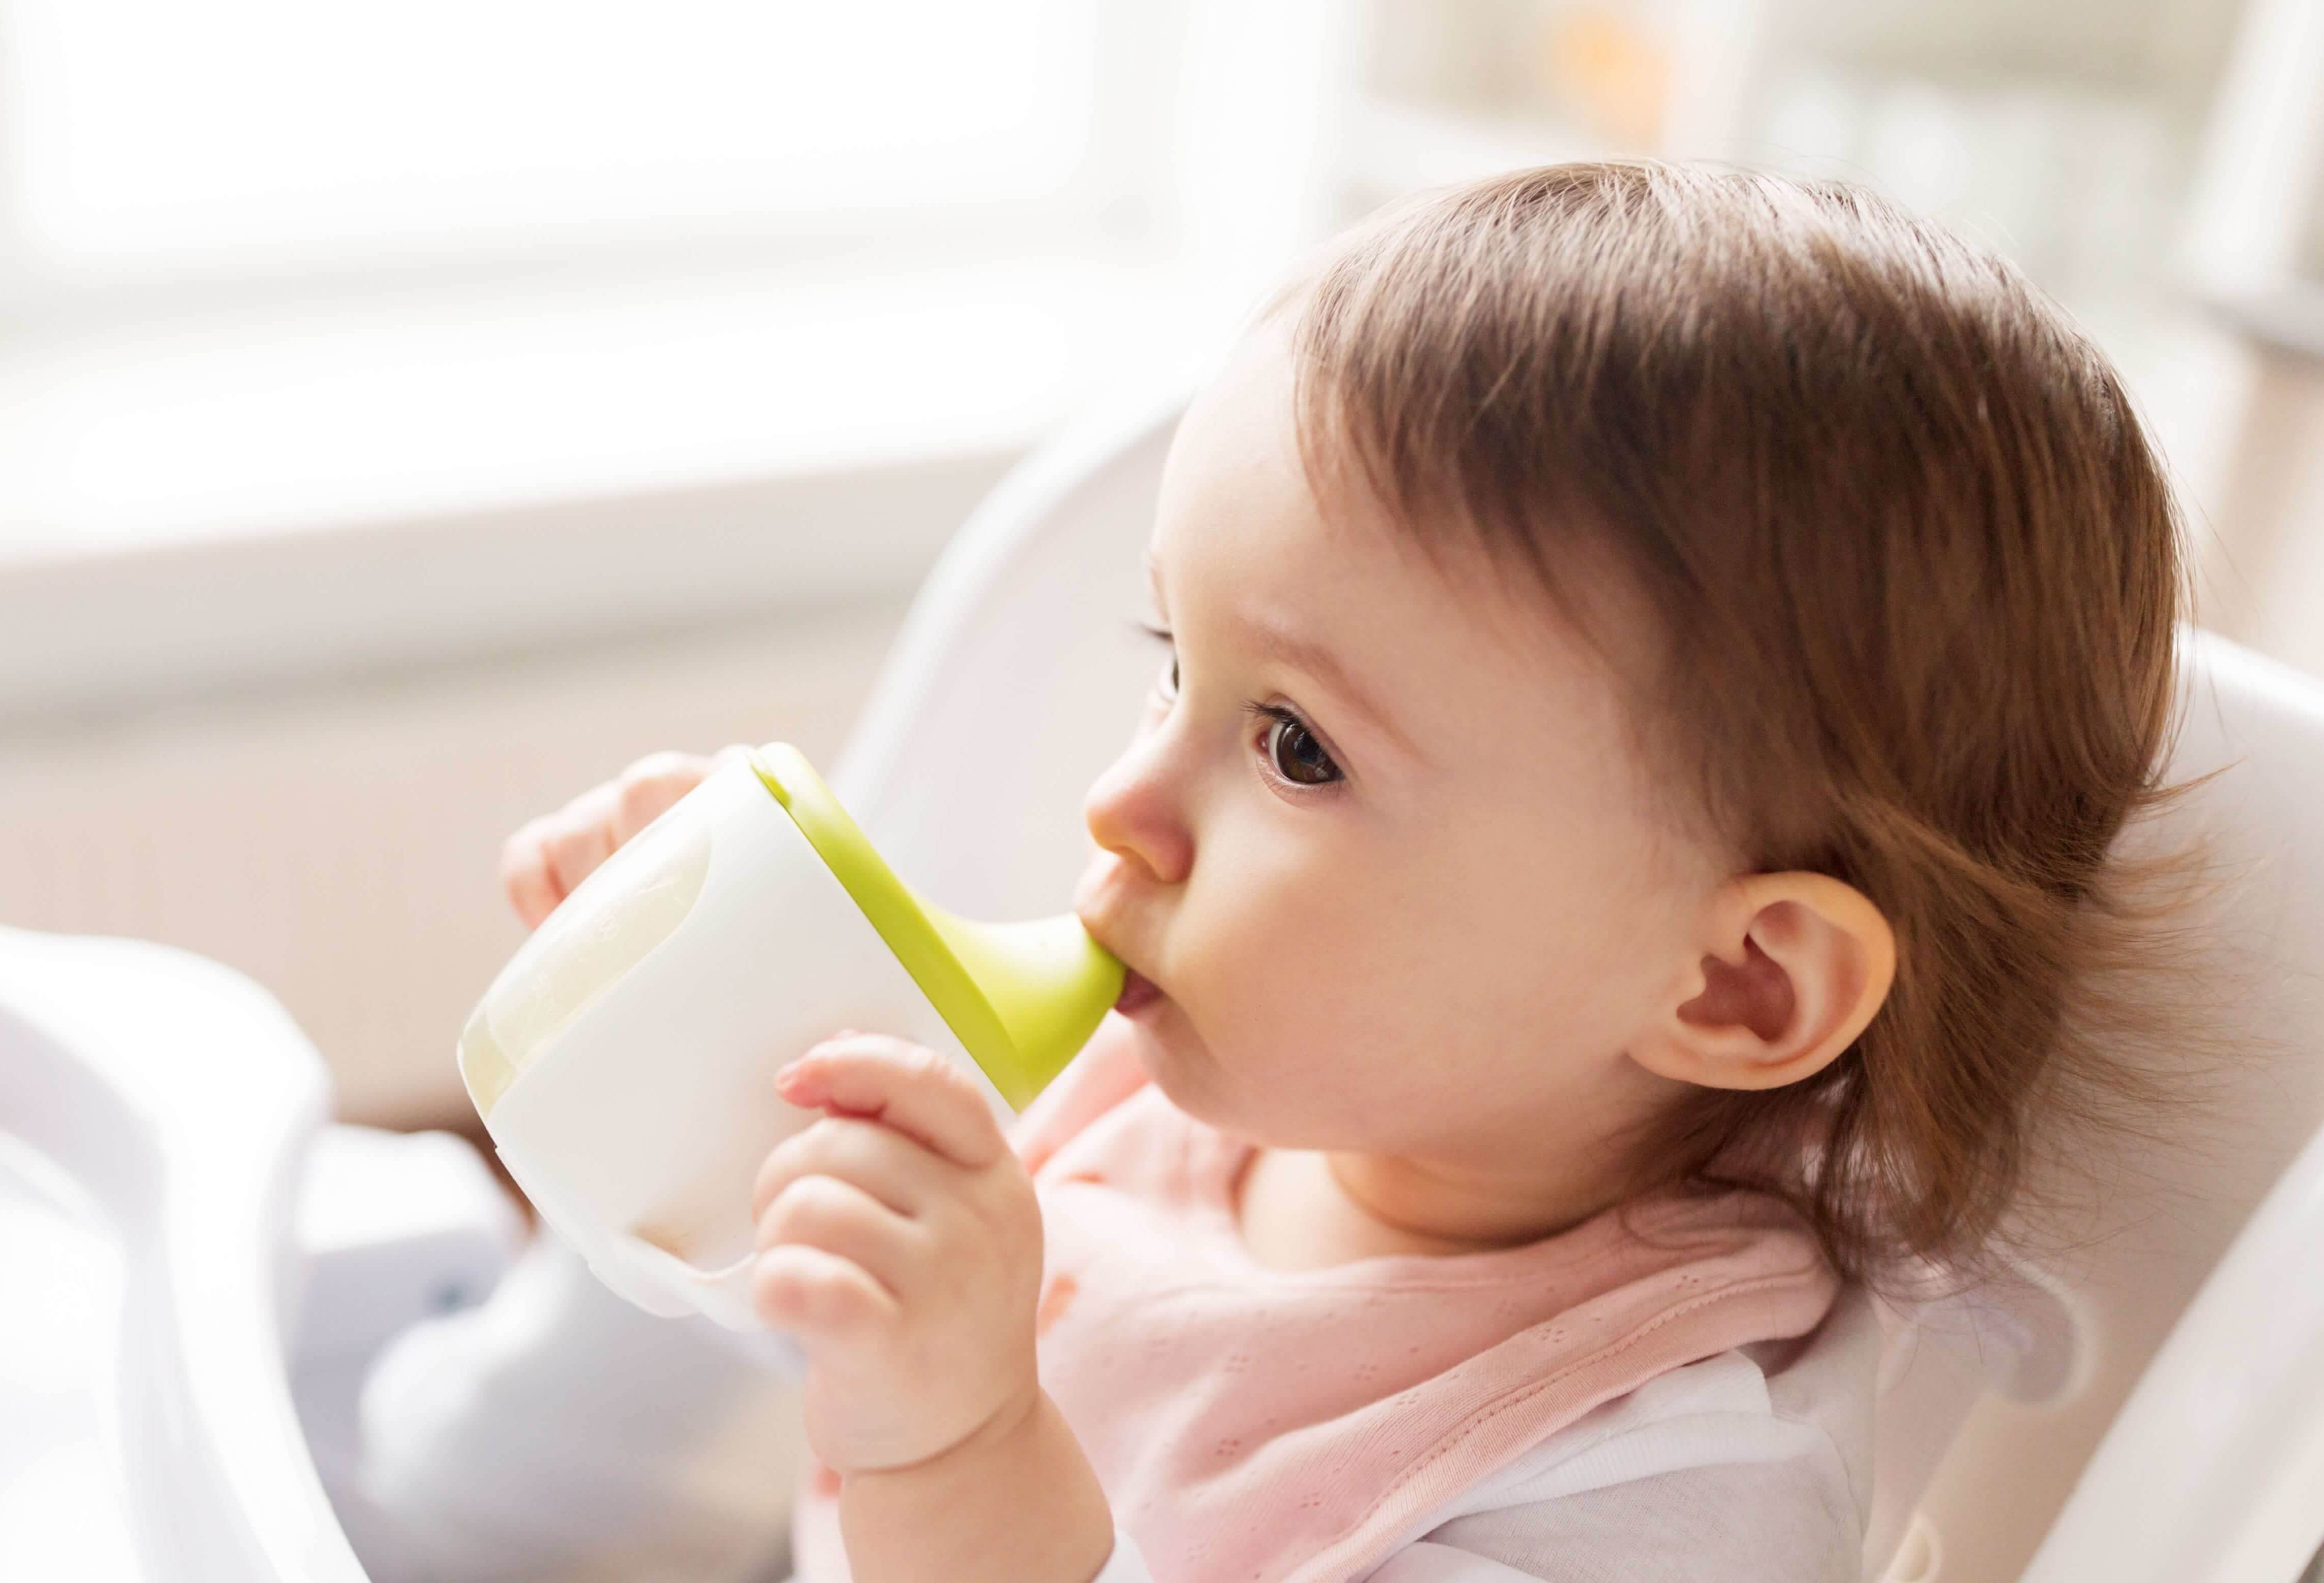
{"left": 505, "top": 162, "right": 2189, "bottom": 1582}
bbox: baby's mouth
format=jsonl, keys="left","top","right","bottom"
{"left": 1115, "top": 966, "right": 1165, "bottom": 1016}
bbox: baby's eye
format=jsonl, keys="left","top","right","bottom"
{"left": 1255, "top": 707, "right": 1341, "bottom": 788}
{"left": 1136, "top": 621, "right": 1178, "bottom": 699}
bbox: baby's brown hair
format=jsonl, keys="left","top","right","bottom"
{"left": 1268, "top": 161, "right": 2210, "bottom": 1297}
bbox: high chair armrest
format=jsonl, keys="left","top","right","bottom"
{"left": 0, "top": 926, "right": 370, "bottom": 1581}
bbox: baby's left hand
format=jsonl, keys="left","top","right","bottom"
{"left": 752, "top": 1032, "right": 1046, "bottom": 1477}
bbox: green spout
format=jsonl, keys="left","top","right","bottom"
{"left": 750, "top": 744, "right": 1124, "bottom": 1109}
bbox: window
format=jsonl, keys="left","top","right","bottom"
{"left": 0, "top": 1, "right": 1209, "bottom": 566}
{"left": 0, "top": 0, "right": 1111, "bottom": 297}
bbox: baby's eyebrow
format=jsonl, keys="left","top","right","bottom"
{"left": 1147, "top": 547, "right": 1419, "bottom": 763}
{"left": 1233, "top": 613, "right": 1420, "bottom": 763}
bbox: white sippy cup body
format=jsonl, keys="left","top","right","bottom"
{"left": 458, "top": 754, "right": 1012, "bottom": 1331}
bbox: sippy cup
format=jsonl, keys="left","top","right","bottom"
{"left": 456, "top": 743, "right": 1124, "bottom": 1331}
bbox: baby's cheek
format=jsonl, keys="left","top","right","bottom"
{"left": 1210, "top": 961, "right": 1363, "bottom": 1086}
{"left": 1215, "top": 986, "right": 1400, "bottom": 1128}
{"left": 1175, "top": 846, "right": 1430, "bottom": 1110}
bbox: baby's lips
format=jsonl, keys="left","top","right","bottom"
{"left": 1114, "top": 967, "right": 1165, "bottom": 1015}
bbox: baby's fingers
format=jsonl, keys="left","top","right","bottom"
{"left": 608, "top": 750, "right": 717, "bottom": 845}
{"left": 753, "top": 1115, "right": 954, "bottom": 1223}
{"left": 751, "top": 1242, "right": 900, "bottom": 1338}
{"left": 499, "top": 748, "right": 720, "bottom": 930}
{"left": 501, "top": 789, "right": 619, "bottom": 925}
{"left": 777, "top": 1034, "right": 1008, "bottom": 1170}
{"left": 756, "top": 1173, "right": 923, "bottom": 1296}
{"left": 542, "top": 796, "right": 618, "bottom": 900}
{"left": 499, "top": 818, "right": 567, "bottom": 928}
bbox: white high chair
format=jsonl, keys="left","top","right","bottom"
{"left": 3, "top": 386, "right": 2321, "bottom": 1582}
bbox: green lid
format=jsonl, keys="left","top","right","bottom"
{"left": 749, "top": 743, "right": 1125, "bottom": 1110}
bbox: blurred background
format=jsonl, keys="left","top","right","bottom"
{"left": 0, "top": 0, "right": 2317, "bottom": 1134}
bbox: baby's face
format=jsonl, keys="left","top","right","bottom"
{"left": 1072, "top": 318, "right": 1723, "bottom": 1162}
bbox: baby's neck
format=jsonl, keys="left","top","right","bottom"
{"left": 1234, "top": 1145, "right": 1632, "bottom": 1270}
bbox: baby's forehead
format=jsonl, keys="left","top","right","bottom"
{"left": 1164, "top": 312, "right": 1667, "bottom": 731}
{"left": 1157, "top": 487, "right": 1624, "bottom": 749}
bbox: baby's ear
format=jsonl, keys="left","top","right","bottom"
{"left": 1629, "top": 873, "right": 1895, "bottom": 1092}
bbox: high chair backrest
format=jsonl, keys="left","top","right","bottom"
{"left": 1887, "top": 630, "right": 2324, "bottom": 1583}
{"left": 829, "top": 390, "right": 2324, "bottom": 1583}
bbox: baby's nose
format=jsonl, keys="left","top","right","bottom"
{"left": 1083, "top": 744, "right": 1199, "bottom": 883}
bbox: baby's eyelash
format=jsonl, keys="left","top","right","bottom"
{"left": 1243, "top": 700, "right": 1343, "bottom": 791}
{"left": 1127, "top": 619, "right": 1343, "bottom": 790}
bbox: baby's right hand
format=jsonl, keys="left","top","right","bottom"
{"left": 500, "top": 748, "right": 735, "bottom": 929}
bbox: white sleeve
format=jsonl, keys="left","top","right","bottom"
{"left": 1359, "top": 1544, "right": 1558, "bottom": 1581}
{"left": 1094, "top": 1446, "right": 1851, "bottom": 1583}
{"left": 1361, "top": 1454, "right": 1862, "bottom": 1583}
{"left": 1100, "top": 1371, "right": 1856, "bottom": 1583}
{"left": 1358, "top": 1286, "right": 1881, "bottom": 1583}
{"left": 351, "top": 1231, "right": 804, "bottom": 1581}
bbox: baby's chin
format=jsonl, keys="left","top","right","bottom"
{"left": 1117, "top": 999, "right": 1241, "bottom": 1128}
{"left": 1118, "top": 1002, "right": 1333, "bottom": 1147}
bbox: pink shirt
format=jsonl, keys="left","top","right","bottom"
{"left": 793, "top": 1033, "right": 1844, "bottom": 1582}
